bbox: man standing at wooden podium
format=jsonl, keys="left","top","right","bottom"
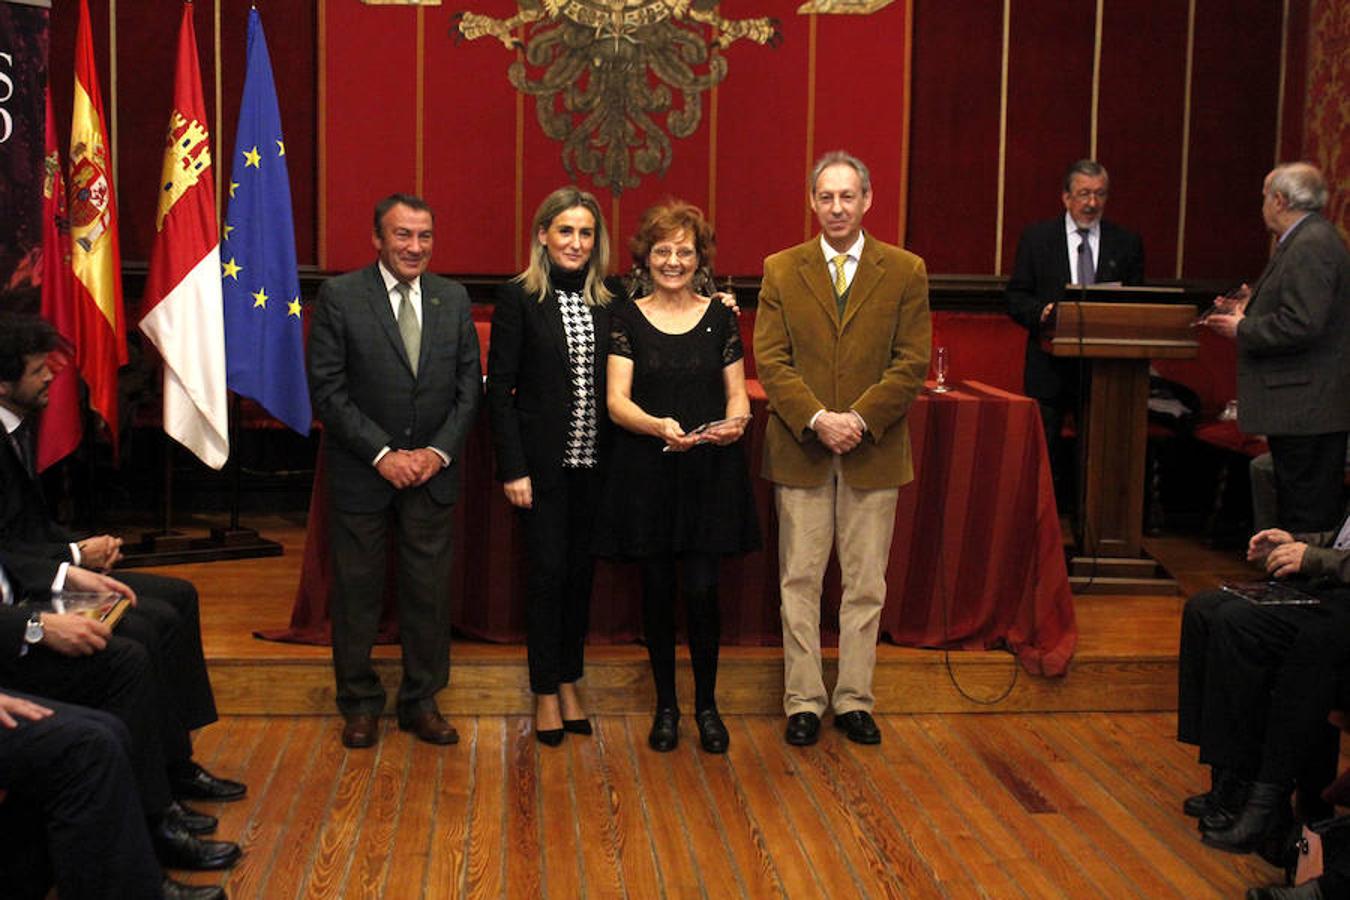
{"left": 1006, "top": 159, "right": 1145, "bottom": 492}
{"left": 1203, "top": 162, "right": 1350, "bottom": 534}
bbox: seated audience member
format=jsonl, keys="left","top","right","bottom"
{"left": 0, "top": 551, "right": 243, "bottom": 872}
{"left": 1178, "top": 513, "right": 1350, "bottom": 860}
{"left": 0, "top": 689, "right": 225, "bottom": 899}
{"left": 0, "top": 313, "right": 239, "bottom": 804}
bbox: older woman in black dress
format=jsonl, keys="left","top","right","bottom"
{"left": 594, "top": 201, "right": 760, "bottom": 754}
{"left": 486, "top": 187, "right": 614, "bottom": 745}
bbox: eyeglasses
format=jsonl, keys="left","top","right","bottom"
{"left": 650, "top": 246, "right": 697, "bottom": 262}
{"left": 1070, "top": 189, "right": 1109, "bottom": 201}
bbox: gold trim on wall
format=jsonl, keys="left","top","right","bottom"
{"left": 109, "top": 0, "right": 118, "bottom": 207}
{"left": 708, "top": 83, "right": 719, "bottom": 227}
{"left": 1089, "top": 0, "right": 1103, "bottom": 158}
{"left": 994, "top": 0, "right": 1011, "bottom": 273}
{"left": 318, "top": 0, "right": 328, "bottom": 269}
{"left": 803, "top": 12, "right": 818, "bottom": 240}
{"left": 415, "top": 7, "right": 425, "bottom": 197}
{"left": 1175, "top": 0, "right": 1196, "bottom": 278}
{"left": 1275, "top": 0, "right": 1289, "bottom": 165}
{"left": 896, "top": 0, "right": 913, "bottom": 242}
{"left": 514, "top": 35, "right": 525, "bottom": 273}
{"left": 214, "top": 0, "right": 222, "bottom": 225}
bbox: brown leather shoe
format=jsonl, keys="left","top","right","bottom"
{"left": 400, "top": 710, "right": 459, "bottom": 745}
{"left": 341, "top": 713, "right": 379, "bottom": 749}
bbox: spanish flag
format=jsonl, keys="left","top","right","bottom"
{"left": 139, "top": 2, "right": 228, "bottom": 469}
{"left": 67, "top": 0, "right": 127, "bottom": 457}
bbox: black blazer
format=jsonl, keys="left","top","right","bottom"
{"left": 1006, "top": 216, "right": 1145, "bottom": 399}
{"left": 0, "top": 431, "right": 78, "bottom": 562}
{"left": 307, "top": 265, "right": 482, "bottom": 512}
{"left": 485, "top": 279, "right": 613, "bottom": 491}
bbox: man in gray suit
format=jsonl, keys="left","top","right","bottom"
{"left": 1204, "top": 163, "right": 1350, "bottom": 533}
{"left": 308, "top": 194, "right": 482, "bottom": 748}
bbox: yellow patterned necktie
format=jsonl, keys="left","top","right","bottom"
{"left": 831, "top": 253, "right": 849, "bottom": 296}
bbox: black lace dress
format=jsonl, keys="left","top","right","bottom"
{"left": 592, "top": 300, "right": 760, "bottom": 559}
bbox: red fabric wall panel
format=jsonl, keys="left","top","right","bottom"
{"left": 906, "top": 0, "right": 1003, "bottom": 274}
{"left": 1000, "top": 0, "right": 1096, "bottom": 274}
{"left": 810, "top": 4, "right": 909, "bottom": 247}
{"left": 420, "top": 1, "right": 520, "bottom": 274}
{"left": 713, "top": 0, "right": 815, "bottom": 276}
{"left": 1182, "top": 0, "right": 1283, "bottom": 279}
{"left": 1095, "top": 0, "right": 1188, "bottom": 280}
{"left": 321, "top": 3, "right": 419, "bottom": 273}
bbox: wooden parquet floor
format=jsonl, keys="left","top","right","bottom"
{"left": 173, "top": 710, "right": 1283, "bottom": 899}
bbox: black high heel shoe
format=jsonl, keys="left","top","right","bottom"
{"left": 563, "top": 718, "right": 593, "bottom": 736}
{"left": 535, "top": 725, "right": 564, "bottom": 747}
{"left": 649, "top": 707, "right": 680, "bottom": 752}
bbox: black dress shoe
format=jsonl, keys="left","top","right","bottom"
{"left": 162, "top": 877, "right": 226, "bottom": 900}
{"left": 1246, "top": 883, "right": 1324, "bottom": 900}
{"left": 695, "top": 708, "right": 729, "bottom": 754}
{"left": 785, "top": 712, "right": 820, "bottom": 746}
{"left": 649, "top": 707, "right": 680, "bottom": 752}
{"left": 1202, "top": 781, "right": 1292, "bottom": 855}
{"left": 1185, "top": 766, "right": 1246, "bottom": 817}
{"left": 834, "top": 710, "right": 882, "bottom": 745}
{"left": 166, "top": 800, "right": 217, "bottom": 835}
{"left": 152, "top": 816, "right": 242, "bottom": 871}
{"left": 170, "top": 761, "right": 247, "bottom": 802}
{"left": 536, "top": 726, "right": 565, "bottom": 747}
{"left": 563, "top": 718, "right": 593, "bottom": 735}
{"left": 341, "top": 713, "right": 379, "bottom": 749}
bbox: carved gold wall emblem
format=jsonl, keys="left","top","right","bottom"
{"left": 455, "top": 0, "right": 780, "bottom": 193}
{"left": 796, "top": 0, "right": 894, "bottom": 13}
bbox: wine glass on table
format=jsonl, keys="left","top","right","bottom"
{"left": 930, "top": 346, "right": 951, "bottom": 394}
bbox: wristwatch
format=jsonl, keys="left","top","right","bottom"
{"left": 23, "top": 613, "right": 44, "bottom": 645}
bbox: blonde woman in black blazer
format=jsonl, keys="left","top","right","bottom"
{"left": 486, "top": 187, "right": 615, "bottom": 745}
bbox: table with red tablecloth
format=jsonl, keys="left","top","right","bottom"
{"left": 259, "top": 379, "right": 1076, "bottom": 676}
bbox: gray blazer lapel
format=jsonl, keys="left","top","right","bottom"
{"left": 418, "top": 278, "right": 449, "bottom": 376}
{"left": 365, "top": 266, "right": 416, "bottom": 374}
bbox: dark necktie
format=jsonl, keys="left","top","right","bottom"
{"left": 11, "top": 420, "right": 35, "bottom": 478}
{"left": 1077, "top": 228, "right": 1095, "bottom": 285}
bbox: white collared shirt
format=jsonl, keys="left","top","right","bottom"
{"left": 377, "top": 261, "right": 423, "bottom": 327}
{"left": 819, "top": 231, "right": 866, "bottom": 294}
{"left": 1064, "top": 213, "right": 1100, "bottom": 285}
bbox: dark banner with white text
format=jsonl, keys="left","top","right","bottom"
{"left": 0, "top": 1, "right": 48, "bottom": 314}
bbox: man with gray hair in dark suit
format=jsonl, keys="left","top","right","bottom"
{"left": 1204, "top": 162, "right": 1350, "bottom": 532}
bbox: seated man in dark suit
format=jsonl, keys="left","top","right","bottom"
{"left": 0, "top": 313, "right": 240, "bottom": 804}
{"left": 1006, "top": 159, "right": 1145, "bottom": 496}
{"left": 0, "top": 689, "right": 224, "bottom": 899}
{"left": 0, "top": 550, "right": 242, "bottom": 872}
{"left": 1178, "top": 514, "right": 1350, "bottom": 860}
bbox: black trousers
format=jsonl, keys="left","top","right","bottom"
{"left": 520, "top": 467, "right": 598, "bottom": 695}
{"left": 114, "top": 570, "right": 218, "bottom": 732}
{"left": 329, "top": 486, "right": 454, "bottom": 721}
{"left": 1268, "top": 431, "right": 1349, "bottom": 532}
{"left": 1178, "top": 588, "right": 1350, "bottom": 796}
{"left": 0, "top": 637, "right": 172, "bottom": 814}
{"left": 0, "top": 690, "right": 162, "bottom": 900}
{"left": 640, "top": 553, "right": 721, "bottom": 712}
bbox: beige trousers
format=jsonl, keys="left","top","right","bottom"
{"left": 774, "top": 456, "right": 898, "bottom": 717}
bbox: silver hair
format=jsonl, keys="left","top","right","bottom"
{"left": 1267, "top": 162, "right": 1328, "bottom": 212}
{"left": 810, "top": 150, "right": 872, "bottom": 196}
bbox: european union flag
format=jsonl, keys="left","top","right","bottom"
{"left": 221, "top": 8, "right": 311, "bottom": 435}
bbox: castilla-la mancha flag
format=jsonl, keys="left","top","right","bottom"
{"left": 68, "top": 0, "right": 128, "bottom": 458}
{"left": 39, "top": 87, "right": 82, "bottom": 472}
{"left": 139, "top": 3, "right": 228, "bottom": 469}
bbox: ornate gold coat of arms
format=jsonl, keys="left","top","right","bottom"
{"left": 455, "top": 0, "right": 780, "bottom": 193}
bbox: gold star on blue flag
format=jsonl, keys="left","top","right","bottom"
{"left": 220, "top": 8, "right": 311, "bottom": 434}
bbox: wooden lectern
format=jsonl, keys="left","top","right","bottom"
{"left": 1047, "top": 289, "right": 1195, "bottom": 593}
